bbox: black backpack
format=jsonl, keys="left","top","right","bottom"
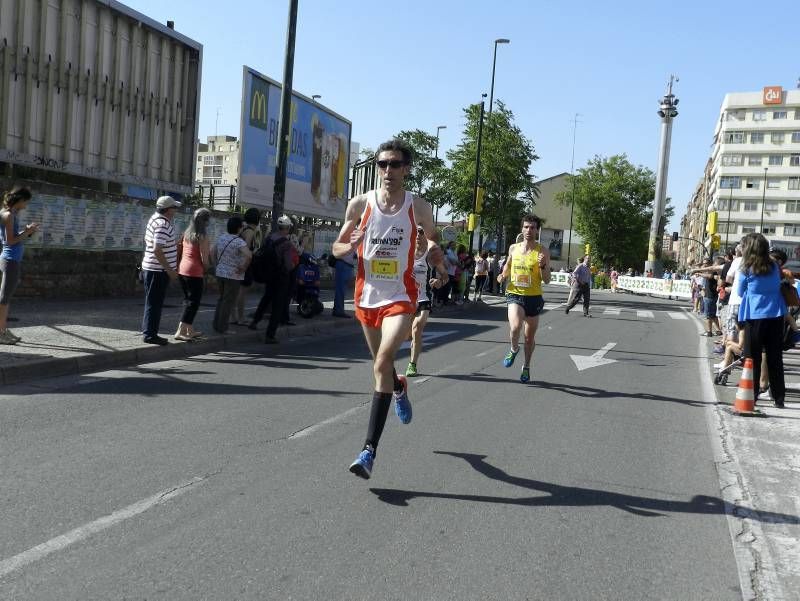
{"left": 252, "top": 236, "right": 288, "bottom": 283}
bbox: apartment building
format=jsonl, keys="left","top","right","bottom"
{"left": 195, "top": 135, "right": 239, "bottom": 208}
{"left": 707, "top": 86, "right": 800, "bottom": 259}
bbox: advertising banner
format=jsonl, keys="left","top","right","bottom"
{"left": 239, "top": 67, "right": 352, "bottom": 220}
{"left": 539, "top": 228, "right": 564, "bottom": 260}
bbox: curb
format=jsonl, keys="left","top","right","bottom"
{"left": 1, "top": 303, "right": 473, "bottom": 387}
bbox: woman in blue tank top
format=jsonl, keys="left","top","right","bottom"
{"left": 0, "top": 186, "right": 40, "bottom": 345}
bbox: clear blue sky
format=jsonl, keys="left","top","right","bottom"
{"left": 128, "top": 0, "right": 798, "bottom": 228}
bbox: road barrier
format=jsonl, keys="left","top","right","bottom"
{"left": 546, "top": 273, "right": 692, "bottom": 299}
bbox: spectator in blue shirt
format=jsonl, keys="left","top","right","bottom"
{"left": 736, "top": 233, "right": 786, "bottom": 408}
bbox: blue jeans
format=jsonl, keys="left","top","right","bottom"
{"left": 333, "top": 261, "right": 354, "bottom": 314}
{"left": 142, "top": 270, "right": 170, "bottom": 338}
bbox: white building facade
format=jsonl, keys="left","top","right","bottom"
{"left": 709, "top": 87, "right": 800, "bottom": 258}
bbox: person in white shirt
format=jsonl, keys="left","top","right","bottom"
{"left": 212, "top": 216, "right": 252, "bottom": 334}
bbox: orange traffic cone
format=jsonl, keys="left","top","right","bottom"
{"left": 731, "top": 358, "right": 765, "bottom": 417}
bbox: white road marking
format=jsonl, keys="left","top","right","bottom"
{"left": 0, "top": 477, "right": 207, "bottom": 579}
{"left": 288, "top": 406, "right": 364, "bottom": 439}
{"left": 476, "top": 350, "right": 490, "bottom": 357}
{"left": 637, "top": 310, "right": 654, "bottom": 318}
{"left": 569, "top": 342, "right": 618, "bottom": 371}
{"left": 667, "top": 312, "right": 688, "bottom": 320}
{"left": 603, "top": 308, "right": 621, "bottom": 315}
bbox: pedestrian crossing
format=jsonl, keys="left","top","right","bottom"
{"left": 493, "top": 299, "right": 691, "bottom": 321}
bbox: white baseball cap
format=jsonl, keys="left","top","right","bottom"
{"left": 156, "top": 195, "right": 182, "bottom": 209}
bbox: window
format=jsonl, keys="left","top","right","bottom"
{"left": 796, "top": 111, "right": 800, "bottom": 120}
{"left": 772, "top": 132, "right": 785, "bottom": 144}
{"left": 745, "top": 179, "right": 760, "bottom": 190}
{"left": 773, "top": 111, "right": 788, "bottom": 120}
{"left": 765, "top": 201, "right": 779, "bottom": 211}
{"left": 762, "top": 225, "right": 777, "bottom": 235}
{"left": 750, "top": 132, "right": 765, "bottom": 144}
{"left": 767, "top": 178, "right": 781, "bottom": 190}
{"left": 724, "top": 131, "right": 746, "bottom": 144}
{"left": 229, "top": 145, "right": 235, "bottom": 151}
{"left": 752, "top": 110, "right": 767, "bottom": 121}
{"left": 791, "top": 155, "right": 800, "bottom": 167}
{"left": 719, "top": 222, "right": 736, "bottom": 234}
{"left": 726, "top": 110, "right": 745, "bottom": 121}
{"left": 720, "top": 176, "right": 741, "bottom": 189}
{"left": 722, "top": 154, "right": 743, "bottom": 166}
{"left": 203, "top": 155, "right": 214, "bottom": 165}
{"left": 786, "top": 200, "right": 800, "bottom": 213}
{"left": 742, "top": 225, "right": 756, "bottom": 234}
{"left": 743, "top": 201, "right": 758, "bottom": 211}
{"left": 215, "top": 155, "right": 223, "bottom": 163}
{"left": 769, "top": 155, "right": 783, "bottom": 166}
{"left": 792, "top": 132, "right": 800, "bottom": 143}
{"left": 197, "top": 155, "right": 201, "bottom": 162}
{"left": 785, "top": 224, "right": 800, "bottom": 236}
{"left": 790, "top": 177, "right": 800, "bottom": 190}
{"left": 719, "top": 199, "right": 740, "bottom": 211}
{"left": 748, "top": 155, "right": 763, "bottom": 165}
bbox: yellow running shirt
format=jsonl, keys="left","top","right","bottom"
{"left": 505, "top": 244, "right": 543, "bottom": 296}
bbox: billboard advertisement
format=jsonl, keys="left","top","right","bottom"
{"left": 540, "top": 228, "right": 564, "bottom": 260}
{"left": 239, "top": 67, "right": 352, "bottom": 219}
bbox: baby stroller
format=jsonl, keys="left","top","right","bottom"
{"left": 296, "top": 253, "right": 324, "bottom": 318}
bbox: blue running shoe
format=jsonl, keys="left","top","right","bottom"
{"left": 520, "top": 366, "right": 530, "bottom": 383}
{"left": 393, "top": 375, "right": 412, "bottom": 424}
{"left": 503, "top": 348, "right": 519, "bottom": 368}
{"left": 349, "top": 447, "right": 375, "bottom": 479}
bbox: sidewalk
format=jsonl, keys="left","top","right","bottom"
{"left": 695, "top": 312, "right": 800, "bottom": 595}
{"left": 0, "top": 288, "right": 474, "bottom": 386}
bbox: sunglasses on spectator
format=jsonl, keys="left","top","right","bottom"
{"left": 376, "top": 159, "right": 407, "bottom": 169}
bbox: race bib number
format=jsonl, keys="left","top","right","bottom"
{"left": 371, "top": 259, "right": 400, "bottom": 280}
{"left": 512, "top": 273, "right": 531, "bottom": 288}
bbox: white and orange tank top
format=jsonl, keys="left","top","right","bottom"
{"left": 355, "top": 190, "right": 418, "bottom": 308}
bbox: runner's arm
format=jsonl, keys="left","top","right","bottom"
{"left": 498, "top": 247, "right": 514, "bottom": 283}
{"left": 332, "top": 195, "right": 367, "bottom": 258}
{"left": 539, "top": 247, "right": 552, "bottom": 284}
{"left": 413, "top": 195, "right": 444, "bottom": 267}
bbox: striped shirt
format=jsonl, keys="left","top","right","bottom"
{"left": 142, "top": 212, "right": 177, "bottom": 271}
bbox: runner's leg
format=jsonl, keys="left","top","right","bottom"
{"left": 508, "top": 303, "right": 524, "bottom": 352}
{"left": 522, "top": 315, "right": 540, "bottom": 368}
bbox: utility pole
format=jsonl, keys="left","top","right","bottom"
{"left": 271, "top": 0, "right": 299, "bottom": 232}
{"left": 565, "top": 113, "right": 581, "bottom": 268}
{"left": 645, "top": 75, "right": 679, "bottom": 277}
{"left": 469, "top": 95, "right": 487, "bottom": 255}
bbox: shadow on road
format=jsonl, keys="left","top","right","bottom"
{"left": 370, "top": 452, "right": 800, "bottom": 525}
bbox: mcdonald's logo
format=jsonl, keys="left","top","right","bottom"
{"left": 249, "top": 78, "right": 270, "bottom": 130}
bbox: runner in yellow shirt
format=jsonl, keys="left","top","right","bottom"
{"left": 497, "top": 214, "right": 551, "bottom": 383}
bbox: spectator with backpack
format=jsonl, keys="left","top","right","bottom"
{"left": 232, "top": 207, "right": 261, "bottom": 326}
{"left": 247, "top": 215, "right": 299, "bottom": 343}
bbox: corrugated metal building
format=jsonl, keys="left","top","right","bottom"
{"left": 0, "top": 0, "right": 202, "bottom": 197}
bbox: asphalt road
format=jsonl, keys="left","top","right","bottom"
{"left": 1, "top": 289, "right": 745, "bottom": 600}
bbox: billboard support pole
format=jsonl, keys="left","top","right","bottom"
{"left": 271, "top": 0, "right": 299, "bottom": 232}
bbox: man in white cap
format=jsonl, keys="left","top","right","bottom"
{"left": 140, "top": 195, "right": 181, "bottom": 345}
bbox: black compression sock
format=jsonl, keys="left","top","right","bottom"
{"left": 365, "top": 391, "right": 392, "bottom": 449}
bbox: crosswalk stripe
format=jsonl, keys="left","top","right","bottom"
{"left": 637, "top": 310, "right": 654, "bottom": 318}
{"left": 667, "top": 312, "right": 688, "bottom": 320}
{"left": 603, "top": 308, "right": 621, "bottom": 315}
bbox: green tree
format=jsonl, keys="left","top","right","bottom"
{"left": 395, "top": 129, "right": 445, "bottom": 197}
{"left": 445, "top": 101, "right": 538, "bottom": 251}
{"left": 555, "top": 155, "right": 672, "bottom": 270}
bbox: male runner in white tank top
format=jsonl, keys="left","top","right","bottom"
{"left": 332, "top": 139, "right": 447, "bottom": 479}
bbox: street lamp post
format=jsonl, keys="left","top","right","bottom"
{"left": 565, "top": 113, "right": 581, "bottom": 268}
{"left": 311, "top": 94, "right": 321, "bottom": 103}
{"left": 484, "top": 38, "right": 509, "bottom": 251}
{"left": 760, "top": 167, "right": 768, "bottom": 233}
{"left": 433, "top": 125, "right": 446, "bottom": 225}
{"left": 488, "top": 38, "right": 510, "bottom": 115}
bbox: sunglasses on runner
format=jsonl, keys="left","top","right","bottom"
{"left": 376, "top": 159, "right": 407, "bottom": 169}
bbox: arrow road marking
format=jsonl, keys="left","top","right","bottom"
{"left": 570, "top": 342, "right": 618, "bottom": 372}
